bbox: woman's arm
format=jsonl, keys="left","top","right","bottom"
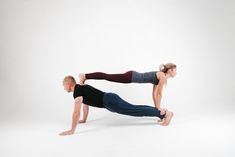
{"left": 152, "top": 85, "right": 159, "bottom": 108}
{"left": 152, "top": 73, "right": 166, "bottom": 109}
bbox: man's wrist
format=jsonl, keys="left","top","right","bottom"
{"left": 70, "top": 128, "right": 76, "bottom": 132}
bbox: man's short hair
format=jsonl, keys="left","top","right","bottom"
{"left": 63, "top": 75, "right": 76, "bottom": 84}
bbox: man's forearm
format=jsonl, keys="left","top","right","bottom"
{"left": 82, "top": 105, "right": 89, "bottom": 121}
{"left": 71, "top": 112, "right": 80, "bottom": 131}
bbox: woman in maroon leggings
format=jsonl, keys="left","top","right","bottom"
{"left": 79, "top": 63, "right": 177, "bottom": 115}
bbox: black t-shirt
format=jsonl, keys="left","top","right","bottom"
{"left": 73, "top": 84, "right": 105, "bottom": 108}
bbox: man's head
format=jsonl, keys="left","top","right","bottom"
{"left": 63, "top": 76, "right": 76, "bottom": 93}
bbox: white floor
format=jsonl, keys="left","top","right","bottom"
{"left": 1, "top": 111, "right": 235, "bottom": 157}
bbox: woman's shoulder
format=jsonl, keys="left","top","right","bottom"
{"left": 156, "top": 71, "right": 166, "bottom": 80}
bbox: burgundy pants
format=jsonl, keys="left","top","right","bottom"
{"left": 85, "top": 71, "right": 133, "bottom": 83}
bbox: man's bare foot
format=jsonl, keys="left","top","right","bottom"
{"left": 158, "top": 119, "right": 164, "bottom": 125}
{"left": 79, "top": 73, "right": 86, "bottom": 85}
{"left": 161, "top": 111, "right": 174, "bottom": 126}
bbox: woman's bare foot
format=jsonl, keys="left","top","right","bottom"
{"left": 160, "top": 111, "right": 174, "bottom": 126}
{"left": 79, "top": 73, "right": 86, "bottom": 85}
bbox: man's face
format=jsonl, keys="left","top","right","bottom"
{"left": 63, "top": 81, "right": 72, "bottom": 93}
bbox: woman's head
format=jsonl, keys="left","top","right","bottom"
{"left": 159, "top": 63, "right": 177, "bottom": 77}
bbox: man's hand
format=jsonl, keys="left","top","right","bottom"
{"left": 78, "top": 119, "right": 86, "bottom": 123}
{"left": 59, "top": 129, "right": 75, "bottom": 136}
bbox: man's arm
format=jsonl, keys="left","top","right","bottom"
{"left": 59, "top": 96, "right": 82, "bottom": 136}
{"left": 78, "top": 104, "right": 89, "bottom": 123}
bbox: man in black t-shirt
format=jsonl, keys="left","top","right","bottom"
{"left": 59, "top": 76, "right": 173, "bottom": 136}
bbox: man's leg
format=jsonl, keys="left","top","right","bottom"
{"left": 103, "top": 93, "right": 165, "bottom": 119}
{"left": 103, "top": 93, "right": 173, "bottom": 125}
{"left": 80, "top": 71, "right": 133, "bottom": 84}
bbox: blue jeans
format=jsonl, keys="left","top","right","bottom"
{"left": 103, "top": 93, "right": 165, "bottom": 119}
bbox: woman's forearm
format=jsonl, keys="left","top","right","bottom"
{"left": 153, "top": 94, "right": 162, "bottom": 109}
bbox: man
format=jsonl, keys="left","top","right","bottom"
{"left": 59, "top": 76, "right": 173, "bottom": 136}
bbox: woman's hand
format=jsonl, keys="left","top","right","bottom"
{"left": 159, "top": 108, "right": 168, "bottom": 115}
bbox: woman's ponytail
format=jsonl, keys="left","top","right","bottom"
{"left": 159, "top": 63, "right": 176, "bottom": 73}
{"left": 159, "top": 64, "right": 167, "bottom": 73}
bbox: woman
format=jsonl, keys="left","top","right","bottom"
{"left": 79, "top": 63, "right": 177, "bottom": 115}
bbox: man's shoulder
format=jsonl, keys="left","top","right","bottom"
{"left": 82, "top": 84, "right": 92, "bottom": 88}
{"left": 76, "top": 84, "right": 93, "bottom": 91}
{"left": 73, "top": 84, "right": 83, "bottom": 98}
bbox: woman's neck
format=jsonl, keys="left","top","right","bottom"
{"left": 165, "top": 73, "right": 171, "bottom": 79}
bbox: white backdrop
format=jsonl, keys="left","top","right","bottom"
{"left": 1, "top": 0, "right": 235, "bottom": 156}
{"left": 1, "top": 0, "right": 235, "bottom": 122}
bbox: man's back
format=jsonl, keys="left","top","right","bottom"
{"left": 73, "top": 84, "right": 105, "bottom": 108}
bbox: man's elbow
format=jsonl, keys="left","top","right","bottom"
{"left": 73, "top": 110, "right": 81, "bottom": 118}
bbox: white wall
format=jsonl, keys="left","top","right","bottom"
{"left": 1, "top": 0, "right": 235, "bottom": 123}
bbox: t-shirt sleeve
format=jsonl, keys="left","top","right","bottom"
{"left": 73, "top": 87, "right": 83, "bottom": 99}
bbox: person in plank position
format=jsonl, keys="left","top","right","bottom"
{"left": 59, "top": 76, "right": 173, "bottom": 136}
{"left": 79, "top": 63, "right": 177, "bottom": 113}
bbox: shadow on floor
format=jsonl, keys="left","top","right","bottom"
{"left": 78, "top": 115, "right": 162, "bottom": 134}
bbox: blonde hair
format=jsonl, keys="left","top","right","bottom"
{"left": 63, "top": 75, "right": 76, "bottom": 84}
{"left": 159, "top": 63, "right": 177, "bottom": 73}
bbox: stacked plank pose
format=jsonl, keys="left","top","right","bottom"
{"left": 59, "top": 63, "right": 176, "bottom": 136}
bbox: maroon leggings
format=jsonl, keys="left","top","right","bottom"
{"left": 85, "top": 71, "right": 133, "bottom": 83}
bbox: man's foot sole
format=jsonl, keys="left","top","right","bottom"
{"left": 161, "top": 111, "right": 174, "bottom": 126}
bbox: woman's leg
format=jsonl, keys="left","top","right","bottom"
{"left": 103, "top": 93, "right": 165, "bottom": 119}
{"left": 85, "top": 71, "right": 133, "bottom": 83}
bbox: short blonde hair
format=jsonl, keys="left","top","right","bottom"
{"left": 63, "top": 75, "right": 76, "bottom": 84}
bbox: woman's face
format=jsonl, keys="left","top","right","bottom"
{"left": 169, "top": 68, "right": 177, "bottom": 78}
